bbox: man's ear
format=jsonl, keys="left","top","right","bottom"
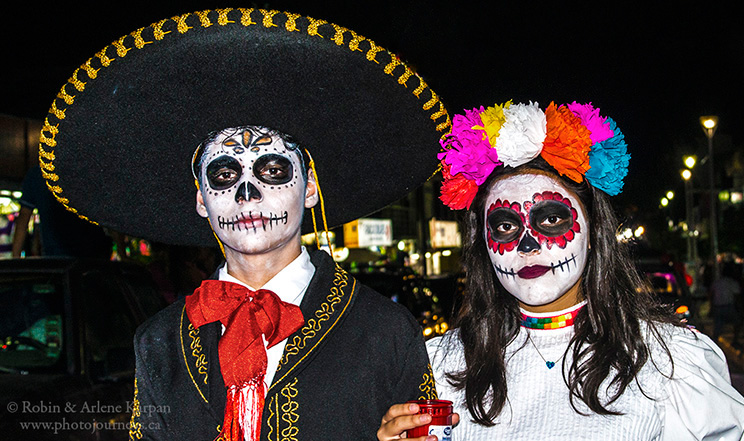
{"left": 305, "top": 168, "right": 319, "bottom": 209}
{"left": 196, "top": 189, "right": 209, "bottom": 218}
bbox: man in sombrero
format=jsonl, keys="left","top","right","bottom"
{"left": 38, "top": 8, "right": 451, "bottom": 441}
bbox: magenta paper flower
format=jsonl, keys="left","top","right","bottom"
{"left": 567, "top": 102, "right": 614, "bottom": 144}
{"left": 438, "top": 107, "right": 501, "bottom": 185}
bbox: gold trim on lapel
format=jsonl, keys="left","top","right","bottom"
{"left": 180, "top": 305, "right": 209, "bottom": 403}
{"left": 271, "top": 265, "right": 356, "bottom": 390}
{"left": 266, "top": 377, "right": 300, "bottom": 441}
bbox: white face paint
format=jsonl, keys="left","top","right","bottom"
{"left": 195, "top": 126, "right": 317, "bottom": 255}
{"left": 483, "top": 173, "right": 588, "bottom": 307}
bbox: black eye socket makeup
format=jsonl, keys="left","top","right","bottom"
{"left": 529, "top": 200, "right": 573, "bottom": 237}
{"left": 253, "top": 154, "right": 293, "bottom": 185}
{"left": 206, "top": 155, "right": 242, "bottom": 190}
{"left": 487, "top": 208, "right": 524, "bottom": 244}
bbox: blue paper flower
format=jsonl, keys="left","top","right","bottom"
{"left": 585, "top": 118, "right": 630, "bottom": 196}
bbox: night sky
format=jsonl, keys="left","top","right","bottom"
{"left": 2, "top": 1, "right": 741, "bottom": 224}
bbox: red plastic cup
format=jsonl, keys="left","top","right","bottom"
{"left": 406, "top": 399, "right": 453, "bottom": 440}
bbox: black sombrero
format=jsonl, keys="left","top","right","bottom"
{"left": 39, "top": 8, "right": 450, "bottom": 247}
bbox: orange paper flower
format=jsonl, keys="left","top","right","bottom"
{"left": 541, "top": 102, "right": 592, "bottom": 182}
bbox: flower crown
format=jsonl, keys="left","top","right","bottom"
{"left": 437, "top": 100, "right": 630, "bottom": 210}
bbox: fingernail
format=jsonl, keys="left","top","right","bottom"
{"left": 419, "top": 414, "right": 432, "bottom": 423}
{"left": 409, "top": 403, "right": 419, "bottom": 412}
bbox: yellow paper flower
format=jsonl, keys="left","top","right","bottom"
{"left": 474, "top": 100, "right": 512, "bottom": 147}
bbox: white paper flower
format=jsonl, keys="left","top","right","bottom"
{"left": 495, "top": 102, "right": 547, "bottom": 167}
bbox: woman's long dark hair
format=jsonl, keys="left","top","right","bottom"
{"left": 446, "top": 157, "right": 681, "bottom": 425}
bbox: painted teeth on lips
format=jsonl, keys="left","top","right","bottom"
{"left": 237, "top": 213, "right": 266, "bottom": 225}
{"left": 514, "top": 254, "right": 577, "bottom": 279}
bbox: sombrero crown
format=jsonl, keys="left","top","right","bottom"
{"left": 40, "top": 8, "right": 451, "bottom": 246}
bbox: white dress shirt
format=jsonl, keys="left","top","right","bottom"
{"left": 218, "top": 247, "right": 315, "bottom": 387}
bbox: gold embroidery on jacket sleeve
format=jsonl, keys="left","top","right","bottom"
{"left": 418, "top": 363, "right": 438, "bottom": 400}
{"left": 128, "top": 378, "right": 143, "bottom": 439}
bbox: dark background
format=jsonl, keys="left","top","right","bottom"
{"left": 1, "top": 1, "right": 741, "bottom": 229}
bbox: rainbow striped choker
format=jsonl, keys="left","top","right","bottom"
{"left": 520, "top": 302, "right": 586, "bottom": 330}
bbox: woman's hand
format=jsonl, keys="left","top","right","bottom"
{"left": 377, "top": 402, "right": 459, "bottom": 441}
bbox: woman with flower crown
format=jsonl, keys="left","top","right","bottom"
{"left": 377, "top": 101, "right": 744, "bottom": 440}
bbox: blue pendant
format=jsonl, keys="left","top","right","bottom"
{"left": 546, "top": 361, "right": 555, "bottom": 369}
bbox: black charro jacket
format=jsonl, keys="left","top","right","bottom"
{"left": 128, "top": 249, "right": 436, "bottom": 440}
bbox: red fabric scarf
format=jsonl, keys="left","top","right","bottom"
{"left": 185, "top": 280, "right": 305, "bottom": 441}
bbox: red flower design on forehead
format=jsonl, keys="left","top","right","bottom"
{"left": 524, "top": 191, "right": 580, "bottom": 249}
{"left": 486, "top": 199, "right": 525, "bottom": 255}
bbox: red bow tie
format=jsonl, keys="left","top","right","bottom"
{"left": 185, "top": 279, "right": 305, "bottom": 441}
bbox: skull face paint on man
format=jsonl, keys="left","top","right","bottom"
{"left": 484, "top": 172, "right": 589, "bottom": 308}
{"left": 195, "top": 126, "right": 318, "bottom": 257}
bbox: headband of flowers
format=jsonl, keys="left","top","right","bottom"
{"left": 437, "top": 100, "right": 630, "bottom": 210}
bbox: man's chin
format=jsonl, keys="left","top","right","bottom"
{"left": 219, "top": 231, "right": 302, "bottom": 257}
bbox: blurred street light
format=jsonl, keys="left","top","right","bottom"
{"left": 666, "top": 190, "right": 675, "bottom": 200}
{"left": 684, "top": 155, "right": 697, "bottom": 169}
{"left": 681, "top": 167, "right": 698, "bottom": 264}
{"left": 700, "top": 115, "right": 719, "bottom": 279}
{"left": 634, "top": 226, "right": 645, "bottom": 238}
{"left": 700, "top": 116, "right": 719, "bottom": 132}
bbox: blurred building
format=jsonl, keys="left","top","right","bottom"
{"left": 0, "top": 114, "right": 41, "bottom": 258}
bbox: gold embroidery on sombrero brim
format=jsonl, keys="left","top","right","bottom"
{"left": 39, "top": 8, "right": 452, "bottom": 224}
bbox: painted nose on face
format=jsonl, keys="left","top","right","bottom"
{"left": 235, "top": 181, "right": 262, "bottom": 203}
{"left": 517, "top": 233, "right": 540, "bottom": 254}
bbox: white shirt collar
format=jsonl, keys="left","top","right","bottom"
{"left": 218, "top": 247, "right": 315, "bottom": 306}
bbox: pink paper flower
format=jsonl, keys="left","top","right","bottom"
{"left": 567, "top": 102, "right": 614, "bottom": 144}
{"left": 438, "top": 107, "right": 501, "bottom": 186}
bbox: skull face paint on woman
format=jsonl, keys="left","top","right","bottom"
{"left": 195, "top": 126, "right": 318, "bottom": 256}
{"left": 484, "top": 172, "right": 589, "bottom": 308}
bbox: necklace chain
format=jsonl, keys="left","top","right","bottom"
{"left": 526, "top": 333, "right": 569, "bottom": 370}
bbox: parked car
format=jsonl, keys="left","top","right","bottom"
{"left": 636, "top": 260, "right": 694, "bottom": 324}
{"left": 349, "top": 264, "right": 450, "bottom": 339}
{"left": 0, "top": 258, "right": 167, "bottom": 440}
